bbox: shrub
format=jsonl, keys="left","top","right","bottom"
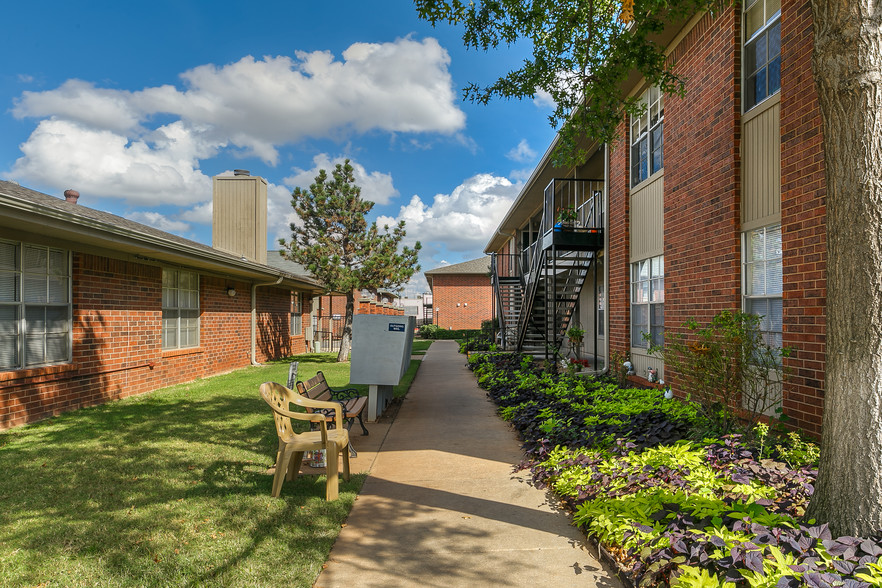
{"left": 418, "top": 324, "right": 482, "bottom": 340}
{"left": 647, "top": 310, "right": 790, "bottom": 436}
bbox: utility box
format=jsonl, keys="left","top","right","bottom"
{"left": 350, "top": 314, "right": 415, "bottom": 421}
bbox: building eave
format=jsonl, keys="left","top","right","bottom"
{"left": 0, "top": 184, "right": 323, "bottom": 293}
{"left": 483, "top": 11, "right": 701, "bottom": 254}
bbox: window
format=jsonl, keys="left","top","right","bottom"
{"left": 631, "top": 86, "right": 664, "bottom": 187}
{"left": 290, "top": 292, "right": 302, "bottom": 336}
{"left": 631, "top": 255, "right": 664, "bottom": 348}
{"left": 162, "top": 269, "right": 199, "bottom": 350}
{"left": 0, "top": 240, "right": 71, "bottom": 370}
{"left": 744, "top": 0, "right": 781, "bottom": 111}
{"left": 597, "top": 283, "right": 605, "bottom": 337}
{"left": 743, "top": 225, "right": 783, "bottom": 349}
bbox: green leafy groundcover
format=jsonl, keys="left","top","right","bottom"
{"left": 467, "top": 351, "right": 882, "bottom": 588}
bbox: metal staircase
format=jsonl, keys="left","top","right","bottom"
{"left": 491, "top": 178, "right": 604, "bottom": 358}
{"left": 517, "top": 248, "right": 597, "bottom": 352}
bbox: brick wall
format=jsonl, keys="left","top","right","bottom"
{"left": 664, "top": 7, "right": 742, "bottom": 339}
{"left": 0, "top": 252, "right": 307, "bottom": 429}
{"left": 608, "top": 120, "right": 631, "bottom": 359}
{"left": 780, "top": 0, "right": 827, "bottom": 435}
{"left": 432, "top": 274, "right": 493, "bottom": 330}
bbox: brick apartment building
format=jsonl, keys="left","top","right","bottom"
{"left": 425, "top": 257, "right": 494, "bottom": 330}
{"left": 486, "top": 1, "right": 826, "bottom": 435}
{"left": 307, "top": 288, "right": 404, "bottom": 352}
{"left": 0, "top": 173, "right": 323, "bottom": 429}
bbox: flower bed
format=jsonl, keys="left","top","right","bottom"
{"left": 467, "top": 351, "right": 882, "bottom": 587}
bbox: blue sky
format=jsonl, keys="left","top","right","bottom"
{"left": 0, "top": 0, "right": 557, "bottom": 295}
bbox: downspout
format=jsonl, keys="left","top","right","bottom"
{"left": 601, "top": 143, "right": 611, "bottom": 375}
{"left": 251, "top": 276, "right": 284, "bottom": 366}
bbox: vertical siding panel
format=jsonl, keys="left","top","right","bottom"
{"left": 630, "top": 174, "right": 664, "bottom": 261}
{"left": 742, "top": 102, "right": 781, "bottom": 228}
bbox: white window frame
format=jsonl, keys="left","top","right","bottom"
{"left": 742, "top": 224, "right": 783, "bottom": 350}
{"left": 743, "top": 0, "right": 781, "bottom": 112}
{"left": 630, "top": 86, "right": 664, "bottom": 188}
{"left": 290, "top": 291, "right": 302, "bottom": 336}
{"left": 162, "top": 268, "right": 200, "bottom": 350}
{"left": 631, "top": 255, "right": 664, "bottom": 349}
{"left": 0, "top": 240, "right": 72, "bottom": 370}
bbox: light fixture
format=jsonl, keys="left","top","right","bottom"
{"left": 227, "top": 287, "right": 237, "bottom": 297}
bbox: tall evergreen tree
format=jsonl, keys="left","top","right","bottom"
{"left": 416, "top": 0, "right": 882, "bottom": 534}
{"left": 279, "top": 160, "right": 421, "bottom": 362}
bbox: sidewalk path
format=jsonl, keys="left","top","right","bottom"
{"left": 315, "top": 340, "right": 622, "bottom": 588}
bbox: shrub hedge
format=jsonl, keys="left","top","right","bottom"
{"left": 465, "top": 351, "right": 881, "bottom": 588}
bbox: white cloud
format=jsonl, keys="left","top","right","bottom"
{"left": 8, "top": 119, "right": 214, "bottom": 205}
{"left": 533, "top": 88, "right": 556, "bottom": 109}
{"left": 179, "top": 201, "right": 213, "bottom": 224}
{"left": 377, "top": 173, "right": 522, "bottom": 256}
{"left": 12, "top": 37, "right": 464, "bottom": 168}
{"left": 267, "top": 182, "right": 299, "bottom": 248}
{"left": 283, "top": 154, "right": 398, "bottom": 205}
{"left": 506, "top": 139, "right": 537, "bottom": 163}
{"left": 8, "top": 37, "right": 463, "bottom": 206}
{"left": 14, "top": 80, "right": 142, "bottom": 134}
{"left": 126, "top": 211, "right": 191, "bottom": 233}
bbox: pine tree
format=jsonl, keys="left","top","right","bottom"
{"left": 279, "top": 160, "right": 421, "bottom": 362}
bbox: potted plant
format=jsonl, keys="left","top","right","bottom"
{"left": 566, "top": 324, "right": 584, "bottom": 344}
{"left": 555, "top": 207, "right": 578, "bottom": 228}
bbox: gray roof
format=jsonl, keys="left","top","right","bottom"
{"left": 424, "top": 256, "right": 491, "bottom": 276}
{"left": 265, "top": 250, "right": 311, "bottom": 275}
{"left": 0, "top": 180, "right": 322, "bottom": 290}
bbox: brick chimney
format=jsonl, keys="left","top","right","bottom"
{"left": 212, "top": 170, "right": 268, "bottom": 264}
{"left": 63, "top": 189, "right": 79, "bottom": 204}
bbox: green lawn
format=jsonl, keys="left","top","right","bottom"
{"left": 0, "top": 352, "right": 426, "bottom": 587}
{"left": 410, "top": 340, "right": 433, "bottom": 355}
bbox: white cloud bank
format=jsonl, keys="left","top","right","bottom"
{"left": 8, "top": 37, "right": 464, "bottom": 205}
{"left": 378, "top": 173, "right": 521, "bottom": 257}
{"left": 283, "top": 154, "right": 398, "bottom": 206}
{"left": 506, "top": 139, "right": 537, "bottom": 163}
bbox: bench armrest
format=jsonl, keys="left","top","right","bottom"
{"left": 328, "top": 387, "right": 364, "bottom": 401}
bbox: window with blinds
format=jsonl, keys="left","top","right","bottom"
{"left": 162, "top": 268, "right": 200, "bottom": 350}
{"left": 631, "top": 255, "right": 664, "bottom": 348}
{"left": 290, "top": 291, "right": 302, "bottom": 336}
{"left": 0, "top": 240, "right": 71, "bottom": 369}
{"left": 743, "top": 225, "right": 783, "bottom": 350}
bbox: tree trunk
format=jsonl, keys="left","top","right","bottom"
{"left": 804, "top": 0, "right": 882, "bottom": 536}
{"left": 336, "top": 290, "right": 356, "bottom": 362}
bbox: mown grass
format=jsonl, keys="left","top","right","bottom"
{"left": 0, "top": 351, "right": 430, "bottom": 587}
{"left": 410, "top": 340, "right": 432, "bottom": 355}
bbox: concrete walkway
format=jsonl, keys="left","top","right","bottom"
{"left": 314, "top": 340, "right": 622, "bottom": 588}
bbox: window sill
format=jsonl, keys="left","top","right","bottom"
{"left": 0, "top": 362, "right": 78, "bottom": 384}
{"left": 161, "top": 347, "right": 204, "bottom": 359}
{"left": 631, "top": 168, "right": 664, "bottom": 194}
{"left": 742, "top": 92, "right": 780, "bottom": 123}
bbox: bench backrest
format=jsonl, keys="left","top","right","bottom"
{"left": 296, "top": 371, "right": 332, "bottom": 403}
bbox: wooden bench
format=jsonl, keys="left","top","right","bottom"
{"left": 296, "top": 371, "right": 369, "bottom": 457}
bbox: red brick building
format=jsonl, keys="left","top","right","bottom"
{"left": 486, "top": 1, "right": 827, "bottom": 435}
{"left": 0, "top": 176, "right": 323, "bottom": 430}
{"left": 425, "top": 257, "right": 493, "bottom": 330}
{"left": 305, "top": 289, "right": 404, "bottom": 353}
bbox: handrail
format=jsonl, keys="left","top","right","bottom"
{"left": 515, "top": 208, "right": 547, "bottom": 350}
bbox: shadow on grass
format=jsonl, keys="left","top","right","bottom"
{"left": 0, "top": 385, "right": 365, "bottom": 587}
{"left": 272, "top": 353, "right": 342, "bottom": 365}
